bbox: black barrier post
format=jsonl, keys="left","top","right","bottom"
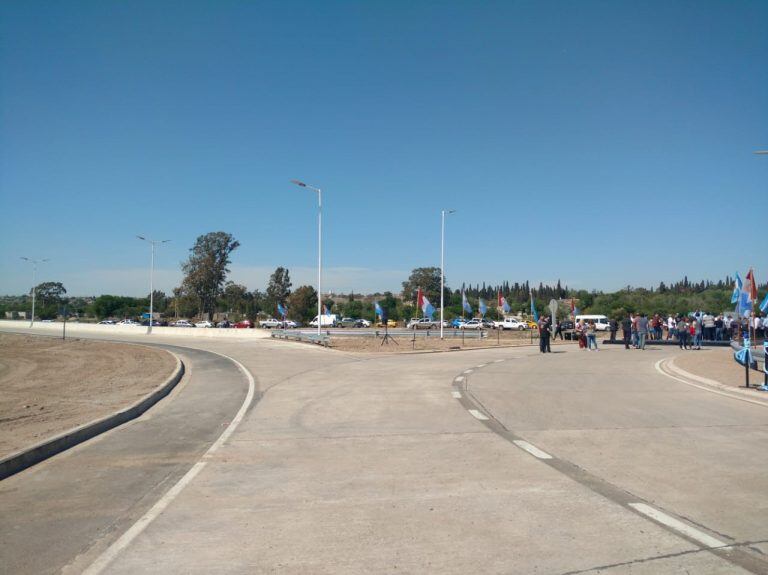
{"left": 497, "top": 326, "right": 500, "bottom": 345}
{"left": 744, "top": 333, "right": 751, "bottom": 388}
{"left": 764, "top": 340, "right": 768, "bottom": 389}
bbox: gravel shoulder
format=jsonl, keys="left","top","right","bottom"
{"left": 0, "top": 333, "right": 176, "bottom": 459}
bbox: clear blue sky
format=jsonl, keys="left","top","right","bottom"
{"left": 1, "top": 1, "right": 766, "bottom": 296}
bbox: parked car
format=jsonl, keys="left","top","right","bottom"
{"left": 141, "top": 319, "right": 168, "bottom": 327}
{"left": 282, "top": 319, "right": 299, "bottom": 329}
{"left": 98, "top": 319, "right": 116, "bottom": 325}
{"left": 259, "top": 318, "right": 282, "bottom": 329}
{"left": 339, "top": 317, "right": 361, "bottom": 328}
{"left": 117, "top": 319, "right": 140, "bottom": 326}
{"left": 375, "top": 319, "right": 398, "bottom": 328}
{"left": 460, "top": 319, "right": 483, "bottom": 330}
{"left": 234, "top": 319, "right": 254, "bottom": 328}
{"left": 407, "top": 318, "right": 437, "bottom": 330}
{"left": 494, "top": 317, "right": 527, "bottom": 330}
{"left": 526, "top": 320, "right": 539, "bottom": 329}
{"left": 216, "top": 320, "right": 231, "bottom": 328}
{"left": 171, "top": 320, "right": 195, "bottom": 328}
{"left": 451, "top": 317, "right": 467, "bottom": 328}
{"left": 575, "top": 315, "right": 611, "bottom": 331}
{"left": 358, "top": 318, "right": 371, "bottom": 328}
{"left": 309, "top": 314, "right": 338, "bottom": 327}
{"left": 195, "top": 320, "right": 214, "bottom": 328}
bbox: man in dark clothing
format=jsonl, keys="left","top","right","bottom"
{"left": 538, "top": 316, "right": 551, "bottom": 353}
{"left": 621, "top": 316, "right": 632, "bottom": 349}
{"left": 609, "top": 319, "right": 618, "bottom": 343}
{"left": 553, "top": 320, "right": 564, "bottom": 340}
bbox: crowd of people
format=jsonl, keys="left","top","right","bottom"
{"left": 539, "top": 312, "right": 766, "bottom": 354}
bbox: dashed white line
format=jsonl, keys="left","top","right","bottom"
{"left": 463, "top": 369, "right": 473, "bottom": 375}
{"left": 83, "top": 352, "right": 257, "bottom": 575}
{"left": 468, "top": 409, "right": 488, "bottom": 421}
{"left": 513, "top": 440, "right": 553, "bottom": 459}
{"left": 629, "top": 503, "right": 729, "bottom": 549}
{"left": 454, "top": 376, "right": 464, "bottom": 383}
{"left": 493, "top": 359, "right": 504, "bottom": 363}
{"left": 451, "top": 391, "right": 462, "bottom": 399}
{"left": 476, "top": 364, "right": 487, "bottom": 368}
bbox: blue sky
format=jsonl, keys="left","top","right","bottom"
{"left": 1, "top": 1, "right": 766, "bottom": 296}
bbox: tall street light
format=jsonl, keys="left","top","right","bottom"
{"left": 137, "top": 236, "right": 170, "bottom": 333}
{"left": 20, "top": 257, "right": 49, "bottom": 327}
{"left": 440, "top": 209, "right": 456, "bottom": 339}
{"left": 291, "top": 179, "right": 322, "bottom": 337}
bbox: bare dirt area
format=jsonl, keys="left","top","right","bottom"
{"left": 673, "top": 346, "right": 764, "bottom": 390}
{"left": 326, "top": 329, "right": 578, "bottom": 353}
{"left": 0, "top": 333, "right": 176, "bottom": 459}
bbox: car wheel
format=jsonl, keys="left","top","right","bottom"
{"left": 518, "top": 325, "right": 524, "bottom": 330}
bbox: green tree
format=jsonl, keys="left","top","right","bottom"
{"left": 35, "top": 282, "right": 67, "bottom": 319}
{"left": 181, "top": 232, "right": 240, "bottom": 320}
{"left": 401, "top": 267, "right": 443, "bottom": 304}
{"left": 287, "top": 285, "right": 317, "bottom": 323}
{"left": 266, "top": 267, "right": 292, "bottom": 312}
{"left": 221, "top": 282, "right": 249, "bottom": 314}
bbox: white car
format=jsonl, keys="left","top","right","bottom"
{"left": 282, "top": 320, "right": 299, "bottom": 329}
{"left": 460, "top": 319, "right": 483, "bottom": 330}
{"left": 494, "top": 318, "right": 527, "bottom": 330}
{"left": 195, "top": 320, "right": 214, "bottom": 328}
{"left": 98, "top": 319, "right": 116, "bottom": 325}
{"left": 117, "top": 319, "right": 140, "bottom": 326}
{"left": 172, "top": 320, "right": 195, "bottom": 328}
{"left": 407, "top": 318, "right": 437, "bottom": 330}
{"left": 259, "top": 318, "right": 282, "bottom": 329}
{"left": 358, "top": 318, "right": 371, "bottom": 328}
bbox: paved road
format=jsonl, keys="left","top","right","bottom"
{"left": 1, "top": 328, "right": 767, "bottom": 574}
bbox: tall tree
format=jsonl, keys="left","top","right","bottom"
{"left": 181, "top": 232, "right": 240, "bottom": 320}
{"left": 35, "top": 282, "right": 67, "bottom": 319}
{"left": 286, "top": 285, "right": 317, "bottom": 323}
{"left": 266, "top": 267, "right": 292, "bottom": 313}
{"left": 401, "top": 267, "right": 443, "bottom": 304}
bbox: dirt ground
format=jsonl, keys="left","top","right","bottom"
{"left": 0, "top": 333, "right": 176, "bottom": 459}
{"left": 327, "top": 329, "right": 578, "bottom": 353}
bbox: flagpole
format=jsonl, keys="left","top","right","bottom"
{"left": 440, "top": 209, "right": 455, "bottom": 339}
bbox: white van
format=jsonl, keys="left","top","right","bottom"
{"left": 309, "top": 314, "right": 338, "bottom": 327}
{"left": 575, "top": 314, "right": 611, "bottom": 331}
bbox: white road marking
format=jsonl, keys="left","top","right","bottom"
{"left": 476, "top": 364, "right": 487, "bottom": 368}
{"left": 454, "top": 376, "right": 464, "bottom": 383}
{"left": 83, "top": 352, "right": 257, "bottom": 575}
{"left": 451, "top": 391, "right": 462, "bottom": 399}
{"left": 468, "top": 409, "right": 488, "bottom": 421}
{"left": 629, "top": 503, "right": 729, "bottom": 549}
{"left": 513, "top": 440, "right": 553, "bottom": 459}
{"left": 463, "top": 369, "right": 473, "bottom": 375}
{"left": 655, "top": 359, "right": 768, "bottom": 408}
{"left": 493, "top": 359, "right": 504, "bottom": 363}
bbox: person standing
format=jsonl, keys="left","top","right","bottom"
{"left": 637, "top": 313, "right": 649, "bottom": 350}
{"left": 666, "top": 314, "right": 676, "bottom": 341}
{"left": 692, "top": 319, "right": 703, "bottom": 350}
{"left": 677, "top": 317, "right": 690, "bottom": 349}
{"left": 622, "top": 315, "right": 632, "bottom": 349}
{"left": 714, "top": 315, "right": 724, "bottom": 342}
{"left": 538, "top": 316, "right": 551, "bottom": 353}
{"left": 609, "top": 318, "right": 618, "bottom": 343}
{"left": 586, "top": 321, "right": 599, "bottom": 351}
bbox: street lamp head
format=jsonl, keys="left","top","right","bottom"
{"left": 290, "top": 179, "right": 307, "bottom": 187}
{"left": 755, "top": 150, "right": 768, "bottom": 155}
{"left": 161, "top": 239, "right": 171, "bottom": 244}
{"left": 20, "top": 256, "right": 29, "bottom": 262}
{"left": 137, "top": 235, "right": 146, "bottom": 241}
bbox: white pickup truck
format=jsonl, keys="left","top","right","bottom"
{"left": 259, "top": 318, "right": 282, "bottom": 329}
{"left": 494, "top": 317, "right": 527, "bottom": 330}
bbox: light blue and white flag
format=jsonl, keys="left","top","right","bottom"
{"left": 530, "top": 294, "right": 539, "bottom": 322}
{"left": 759, "top": 292, "right": 768, "bottom": 314}
{"left": 462, "top": 291, "right": 472, "bottom": 314}
{"left": 738, "top": 290, "right": 752, "bottom": 318}
{"left": 422, "top": 296, "right": 435, "bottom": 319}
{"left": 731, "top": 272, "right": 743, "bottom": 304}
{"left": 479, "top": 298, "right": 487, "bottom": 317}
{"left": 277, "top": 302, "right": 287, "bottom": 317}
{"left": 374, "top": 301, "right": 383, "bottom": 318}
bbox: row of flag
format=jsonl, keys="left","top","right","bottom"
{"left": 731, "top": 268, "right": 767, "bottom": 316}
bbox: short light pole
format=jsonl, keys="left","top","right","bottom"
{"left": 291, "top": 180, "right": 322, "bottom": 337}
{"left": 440, "top": 209, "right": 456, "bottom": 339}
{"left": 20, "top": 257, "right": 48, "bottom": 327}
{"left": 137, "top": 236, "right": 170, "bottom": 333}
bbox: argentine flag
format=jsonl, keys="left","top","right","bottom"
{"left": 530, "top": 294, "right": 539, "bottom": 322}
{"left": 479, "top": 298, "right": 487, "bottom": 316}
{"left": 277, "top": 302, "right": 287, "bottom": 317}
{"left": 731, "top": 272, "right": 743, "bottom": 304}
{"left": 374, "top": 301, "right": 383, "bottom": 318}
{"left": 760, "top": 292, "right": 768, "bottom": 314}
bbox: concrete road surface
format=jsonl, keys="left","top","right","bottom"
{"left": 0, "top": 327, "right": 766, "bottom": 574}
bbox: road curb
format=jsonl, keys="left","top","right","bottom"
{"left": 663, "top": 358, "right": 768, "bottom": 405}
{"left": 0, "top": 352, "right": 185, "bottom": 481}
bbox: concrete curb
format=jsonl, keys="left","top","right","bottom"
{"left": 665, "top": 358, "right": 768, "bottom": 404}
{"left": 0, "top": 352, "right": 185, "bottom": 481}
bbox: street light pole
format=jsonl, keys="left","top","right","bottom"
{"left": 291, "top": 180, "right": 323, "bottom": 337}
{"left": 440, "top": 209, "right": 456, "bottom": 339}
{"left": 137, "top": 236, "right": 170, "bottom": 333}
{"left": 20, "top": 257, "right": 48, "bottom": 327}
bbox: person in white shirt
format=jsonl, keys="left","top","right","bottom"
{"left": 666, "top": 315, "right": 676, "bottom": 340}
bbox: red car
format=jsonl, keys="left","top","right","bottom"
{"left": 234, "top": 320, "right": 254, "bottom": 328}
